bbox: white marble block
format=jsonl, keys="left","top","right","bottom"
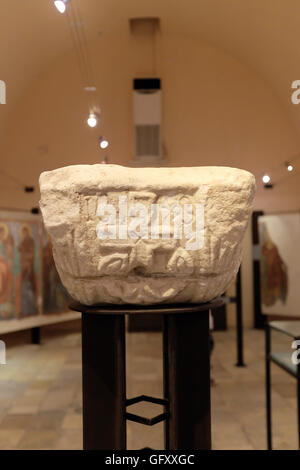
{"left": 39, "top": 165, "right": 255, "bottom": 305}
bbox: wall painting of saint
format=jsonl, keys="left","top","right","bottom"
{"left": 0, "top": 220, "right": 40, "bottom": 320}
{"left": 259, "top": 213, "right": 300, "bottom": 317}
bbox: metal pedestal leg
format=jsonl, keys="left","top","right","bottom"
{"left": 82, "top": 313, "right": 126, "bottom": 450}
{"left": 236, "top": 269, "right": 245, "bottom": 367}
{"left": 265, "top": 323, "right": 272, "bottom": 450}
{"left": 31, "top": 327, "right": 40, "bottom": 345}
{"left": 163, "top": 310, "right": 211, "bottom": 450}
{"left": 297, "top": 361, "right": 300, "bottom": 450}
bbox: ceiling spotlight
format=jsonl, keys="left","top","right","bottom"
{"left": 262, "top": 174, "right": 273, "bottom": 188}
{"left": 54, "top": 0, "right": 68, "bottom": 14}
{"left": 87, "top": 112, "right": 99, "bottom": 128}
{"left": 262, "top": 174, "right": 271, "bottom": 184}
{"left": 285, "top": 162, "right": 294, "bottom": 172}
{"left": 99, "top": 137, "right": 109, "bottom": 149}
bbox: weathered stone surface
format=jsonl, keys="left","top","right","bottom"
{"left": 39, "top": 164, "right": 255, "bottom": 305}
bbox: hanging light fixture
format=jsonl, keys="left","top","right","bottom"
{"left": 262, "top": 174, "right": 273, "bottom": 188}
{"left": 285, "top": 161, "right": 294, "bottom": 172}
{"left": 262, "top": 174, "right": 271, "bottom": 184}
{"left": 87, "top": 112, "right": 99, "bottom": 128}
{"left": 51, "top": 0, "right": 104, "bottom": 135}
{"left": 54, "top": 0, "right": 68, "bottom": 14}
{"left": 99, "top": 137, "right": 109, "bottom": 149}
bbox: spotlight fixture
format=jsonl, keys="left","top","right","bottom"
{"left": 285, "top": 161, "right": 294, "bottom": 172}
{"left": 87, "top": 112, "right": 99, "bottom": 128}
{"left": 54, "top": 0, "right": 68, "bottom": 14}
{"left": 262, "top": 174, "right": 271, "bottom": 184}
{"left": 99, "top": 137, "right": 109, "bottom": 149}
{"left": 262, "top": 174, "right": 273, "bottom": 188}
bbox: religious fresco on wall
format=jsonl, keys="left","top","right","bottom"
{"left": 42, "top": 229, "right": 70, "bottom": 314}
{"left": 0, "top": 213, "right": 72, "bottom": 322}
{"left": 259, "top": 222, "right": 288, "bottom": 307}
{"left": 259, "top": 213, "right": 300, "bottom": 317}
{"left": 0, "top": 220, "right": 40, "bottom": 320}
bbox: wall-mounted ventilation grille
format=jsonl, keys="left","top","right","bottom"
{"left": 136, "top": 124, "right": 160, "bottom": 157}
{"left": 132, "top": 78, "right": 162, "bottom": 166}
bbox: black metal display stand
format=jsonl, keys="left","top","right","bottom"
{"left": 31, "top": 326, "right": 41, "bottom": 344}
{"left": 222, "top": 268, "right": 245, "bottom": 366}
{"left": 70, "top": 298, "right": 223, "bottom": 450}
{"left": 265, "top": 321, "right": 300, "bottom": 450}
{"left": 235, "top": 269, "right": 244, "bottom": 367}
{"left": 252, "top": 210, "right": 265, "bottom": 329}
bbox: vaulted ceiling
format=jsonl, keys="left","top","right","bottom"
{"left": 1, "top": 0, "right": 300, "bottom": 208}
{"left": 1, "top": 0, "right": 300, "bottom": 124}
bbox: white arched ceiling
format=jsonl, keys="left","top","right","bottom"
{"left": 1, "top": 0, "right": 300, "bottom": 211}
{"left": 1, "top": 0, "right": 300, "bottom": 127}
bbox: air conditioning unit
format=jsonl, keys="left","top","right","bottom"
{"left": 132, "top": 78, "right": 163, "bottom": 166}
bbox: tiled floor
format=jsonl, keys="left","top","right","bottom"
{"left": 0, "top": 321, "right": 298, "bottom": 450}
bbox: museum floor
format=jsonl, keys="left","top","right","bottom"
{"left": 0, "top": 321, "right": 298, "bottom": 450}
